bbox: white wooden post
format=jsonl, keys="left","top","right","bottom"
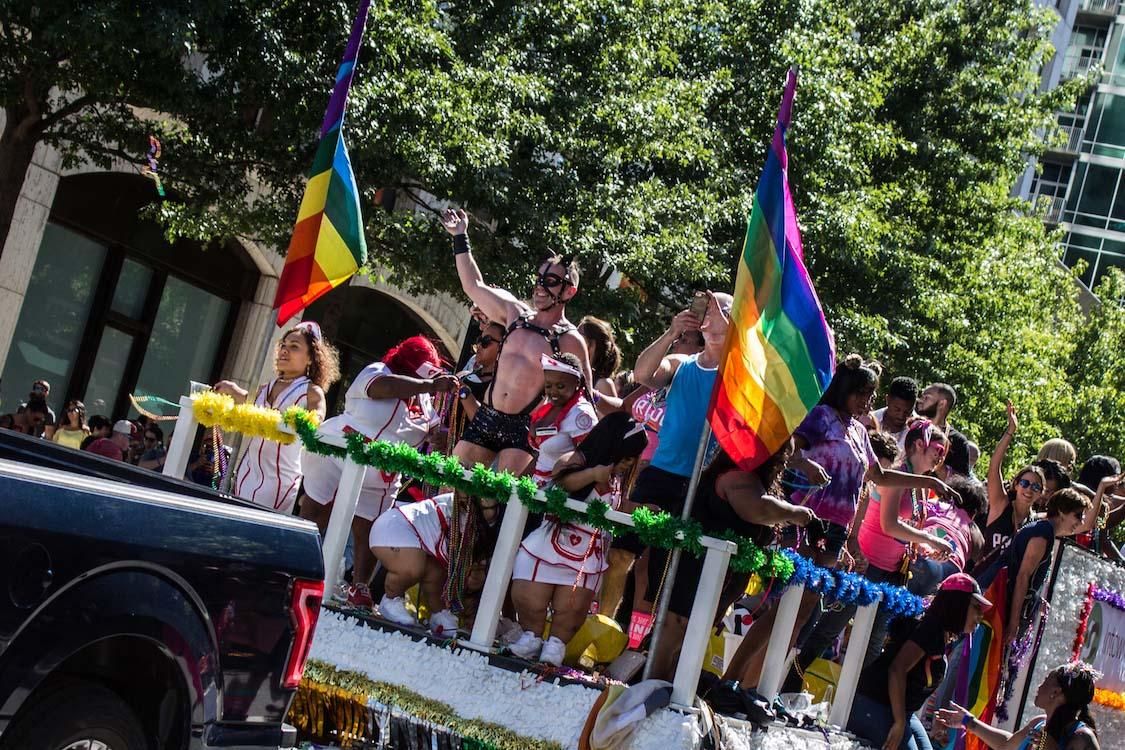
{"left": 828, "top": 596, "right": 881, "bottom": 728}
{"left": 468, "top": 488, "right": 529, "bottom": 650}
{"left": 671, "top": 543, "right": 735, "bottom": 706}
{"left": 162, "top": 396, "right": 198, "bottom": 479}
{"left": 757, "top": 583, "right": 805, "bottom": 700}
{"left": 321, "top": 457, "right": 367, "bottom": 593}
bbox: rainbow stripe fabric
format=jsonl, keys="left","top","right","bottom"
{"left": 708, "top": 69, "right": 836, "bottom": 470}
{"left": 274, "top": 0, "right": 370, "bottom": 325}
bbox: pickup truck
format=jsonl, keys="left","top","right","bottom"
{"left": 0, "top": 429, "right": 325, "bottom": 750}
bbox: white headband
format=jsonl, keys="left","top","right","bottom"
{"left": 294, "top": 320, "right": 323, "bottom": 341}
{"left": 541, "top": 353, "right": 581, "bottom": 379}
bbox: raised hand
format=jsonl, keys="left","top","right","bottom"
{"left": 441, "top": 207, "right": 469, "bottom": 236}
{"left": 1005, "top": 400, "right": 1018, "bottom": 437}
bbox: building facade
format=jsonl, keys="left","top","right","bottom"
{"left": 0, "top": 115, "right": 471, "bottom": 426}
{"left": 1018, "top": 0, "right": 1125, "bottom": 290}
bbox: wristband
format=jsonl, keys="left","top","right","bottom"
{"left": 458, "top": 386, "right": 471, "bottom": 400}
{"left": 961, "top": 713, "right": 974, "bottom": 728}
{"left": 453, "top": 233, "right": 470, "bottom": 255}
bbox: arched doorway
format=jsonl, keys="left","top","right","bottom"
{"left": 304, "top": 286, "right": 452, "bottom": 416}
{"left": 0, "top": 173, "right": 258, "bottom": 419}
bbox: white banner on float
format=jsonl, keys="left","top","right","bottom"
{"left": 1079, "top": 596, "right": 1125, "bottom": 692}
{"left": 1018, "top": 543, "right": 1125, "bottom": 740}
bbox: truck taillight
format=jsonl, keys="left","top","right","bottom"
{"left": 283, "top": 578, "right": 323, "bottom": 689}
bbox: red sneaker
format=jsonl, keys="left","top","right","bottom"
{"left": 346, "top": 583, "right": 374, "bottom": 611}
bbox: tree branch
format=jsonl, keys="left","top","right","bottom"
{"left": 38, "top": 94, "right": 100, "bottom": 133}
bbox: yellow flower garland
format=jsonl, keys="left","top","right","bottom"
{"left": 1094, "top": 687, "right": 1125, "bottom": 712}
{"left": 191, "top": 390, "right": 316, "bottom": 445}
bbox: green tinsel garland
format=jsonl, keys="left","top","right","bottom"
{"left": 296, "top": 659, "right": 563, "bottom": 750}
{"left": 282, "top": 407, "right": 795, "bottom": 583}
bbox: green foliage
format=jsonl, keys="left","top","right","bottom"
{"left": 2, "top": 0, "right": 1120, "bottom": 463}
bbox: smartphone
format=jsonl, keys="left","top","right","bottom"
{"left": 688, "top": 290, "right": 709, "bottom": 320}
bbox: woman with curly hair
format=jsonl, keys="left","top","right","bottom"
{"left": 216, "top": 321, "right": 340, "bottom": 514}
{"left": 936, "top": 661, "right": 1101, "bottom": 750}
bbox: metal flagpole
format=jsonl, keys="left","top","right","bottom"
{"left": 641, "top": 416, "right": 715, "bottom": 680}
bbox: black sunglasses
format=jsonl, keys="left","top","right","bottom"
{"left": 475, "top": 334, "right": 498, "bottom": 347}
{"left": 1016, "top": 477, "right": 1044, "bottom": 493}
{"left": 536, "top": 272, "right": 570, "bottom": 290}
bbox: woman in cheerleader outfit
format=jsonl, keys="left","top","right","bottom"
{"left": 508, "top": 412, "right": 648, "bottom": 665}
{"left": 369, "top": 490, "right": 497, "bottom": 636}
{"left": 215, "top": 321, "right": 339, "bottom": 515}
{"left": 528, "top": 353, "right": 598, "bottom": 487}
{"left": 298, "top": 335, "right": 457, "bottom": 608}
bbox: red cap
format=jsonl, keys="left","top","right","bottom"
{"left": 940, "top": 573, "right": 992, "bottom": 609}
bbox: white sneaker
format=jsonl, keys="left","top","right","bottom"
{"left": 378, "top": 595, "right": 418, "bottom": 627}
{"left": 497, "top": 616, "right": 525, "bottom": 645}
{"left": 429, "top": 609, "right": 460, "bottom": 637}
{"left": 539, "top": 635, "right": 566, "bottom": 666}
{"left": 508, "top": 630, "right": 544, "bottom": 660}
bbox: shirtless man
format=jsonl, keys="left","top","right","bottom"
{"left": 441, "top": 207, "right": 593, "bottom": 476}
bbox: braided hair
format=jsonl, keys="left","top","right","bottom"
{"left": 1046, "top": 662, "right": 1101, "bottom": 743}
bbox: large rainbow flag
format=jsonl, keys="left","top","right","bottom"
{"left": 274, "top": 0, "right": 371, "bottom": 325}
{"left": 708, "top": 69, "right": 836, "bottom": 470}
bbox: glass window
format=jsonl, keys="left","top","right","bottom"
{"left": 1076, "top": 163, "right": 1119, "bottom": 223}
{"left": 131, "top": 276, "right": 231, "bottom": 415}
{"left": 0, "top": 223, "right": 106, "bottom": 415}
{"left": 83, "top": 327, "right": 135, "bottom": 416}
{"left": 110, "top": 259, "right": 152, "bottom": 319}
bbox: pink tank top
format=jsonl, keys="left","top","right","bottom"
{"left": 857, "top": 483, "right": 914, "bottom": 572}
{"left": 631, "top": 389, "right": 666, "bottom": 462}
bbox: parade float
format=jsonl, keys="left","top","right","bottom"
{"left": 158, "top": 389, "right": 933, "bottom": 750}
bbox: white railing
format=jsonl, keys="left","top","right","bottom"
{"left": 161, "top": 394, "right": 881, "bottom": 720}
{"left": 1079, "top": 0, "right": 1118, "bottom": 14}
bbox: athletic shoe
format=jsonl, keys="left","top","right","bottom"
{"left": 508, "top": 630, "right": 544, "bottom": 660}
{"left": 740, "top": 688, "right": 776, "bottom": 726}
{"left": 497, "top": 616, "right": 525, "bottom": 646}
{"left": 346, "top": 583, "right": 374, "bottom": 611}
{"left": 329, "top": 580, "right": 351, "bottom": 605}
{"left": 378, "top": 595, "right": 418, "bottom": 627}
{"left": 429, "top": 609, "right": 460, "bottom": 637}
{"left": 703, "top": 680, "right": 747, "bottom": 718}
{"left": 539, "top": 636, "right": 566, "bottom": 666}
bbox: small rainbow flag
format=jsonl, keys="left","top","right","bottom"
{"left": 708, "top": 69, "right": 836, "bottom": 470}
{"left": 274, "top": 0, "right": 370, "bottom": 325}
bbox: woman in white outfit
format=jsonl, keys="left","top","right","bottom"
{"left": 216, "top": 321, "right": 339, "bottom": 514}
{"left": 298, "top": 335, "right": 457, "bottom": 608}
{"left": 509, "top": 412, "right": 648, "bottom": 665}
{"left": 528, "top": 352, "right": 598, "bottom": 486}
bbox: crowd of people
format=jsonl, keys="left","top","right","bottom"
{"left": 3, "top": 210, "right": 1120, "bottom": 750}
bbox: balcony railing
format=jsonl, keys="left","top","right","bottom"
{"left": 1049, "top": 122, "right": 1084, "bottom": 154}
{"left": 1040, "top": 195, "right": 1068, "bottom": 223}
{"left": 1078, "top": 0, "right": 1119, "bottom": 15}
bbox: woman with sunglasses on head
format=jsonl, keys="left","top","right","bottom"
{"left": 441, "top": 208, "right": 593, "bottom": 481}
{"left": 456, "top": 321, "right": 505, "bottom": 424}
{"left": 48, "top": 400, "right": 90, "bottom": 450}
{"left": 215, "top": 321, "right": 340, "bottom": 514}
{"left": 298, "top": 335, "right": 456, "bottom": 610}
{"left": 936, "top": 661, "right": 1101, "bottom": 750}
{"left": 983, "top": 401, "right": 1047, "bottom": 556}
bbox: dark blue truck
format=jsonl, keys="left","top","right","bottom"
{"left": 0, "top": 429, "right": 325, "bottom": 750}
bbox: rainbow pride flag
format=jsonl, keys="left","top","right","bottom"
{"left": 708, "top": 69, "right": 835, "bottom": 470}
{"left": 274, "top": 0, "right": 370, "bottom": 325}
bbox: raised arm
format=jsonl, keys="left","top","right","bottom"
{"left": 1076, "top": 474, "right": 1124, "bottom": 535}
{"left": 987, "top": 401, "right": 1018, "bottom": 524}
{"left": 441, "top": 208, "right": 522, "bottom": 324}
{"left": 633, "top": 310, "right": 699, "bottom": 389}
{"left": 367, "top": 373, "right": 458, "bottom": 401}
{"left": 934, "top": 702, "right": 1036, "bottom": 750}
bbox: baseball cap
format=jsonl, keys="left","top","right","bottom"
{"left": 940, "top": 573, "right": 991, "bottom": 609}
{"left": 86, "top": 437, "right": 124, "bottom": 461}
{"left": 113, "top": 419, "right": 138, "bottom": 438}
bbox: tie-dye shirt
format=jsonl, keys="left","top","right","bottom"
{"left": 793, "top": 404, "right": 878, "bottom": 528}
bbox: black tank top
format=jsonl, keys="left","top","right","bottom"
{"left": 693, "top": 469, "right": 772, "bottom": 547}
{"left": 981, "top": 503, "right": 1015, "bottom": 556}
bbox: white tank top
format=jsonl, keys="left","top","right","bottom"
{"left": 233, "top": 375, "right": 311, "bottom": 513}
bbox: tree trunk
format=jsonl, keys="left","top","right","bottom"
{"left": 0, "top": 105, "right": 40, "bottom": 262}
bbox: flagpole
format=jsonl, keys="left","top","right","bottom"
{"left": 642, "top": 420, "right": 714, "bottom": 680}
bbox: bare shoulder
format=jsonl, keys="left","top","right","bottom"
{"left": 1066, "top": 729, "right": 1099, "bottom": 750}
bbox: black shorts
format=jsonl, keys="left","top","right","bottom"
{"left": 459, "top": 403, "right": 532, "bottom": 454}
{"left": 613, "top": 465, "right": 692, "bottom": 555}
{"left": 649, "top": 544, "right": 751, "bottom": 621}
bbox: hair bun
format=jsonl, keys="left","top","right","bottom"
{"left": 842, "top": 353, "right": 864, "bottom": 370}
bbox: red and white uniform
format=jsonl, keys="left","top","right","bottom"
{"left": 303, "top": 362, "right": 438, "bottom": 521}
{"left": 233, "top": 375, "right": 312, "bottom": 514}
{"left": 528, "top": 393, "right": 597, "bottom": 486}
{"left": 512, "top": 484, "right": 619, "bottom": 592}
{"left": 369, "top": 492, "right": 458, "bottom": 565}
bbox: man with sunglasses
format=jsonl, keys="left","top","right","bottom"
{"left": 442, "top": 207, "right": 593, "bottom": 477}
